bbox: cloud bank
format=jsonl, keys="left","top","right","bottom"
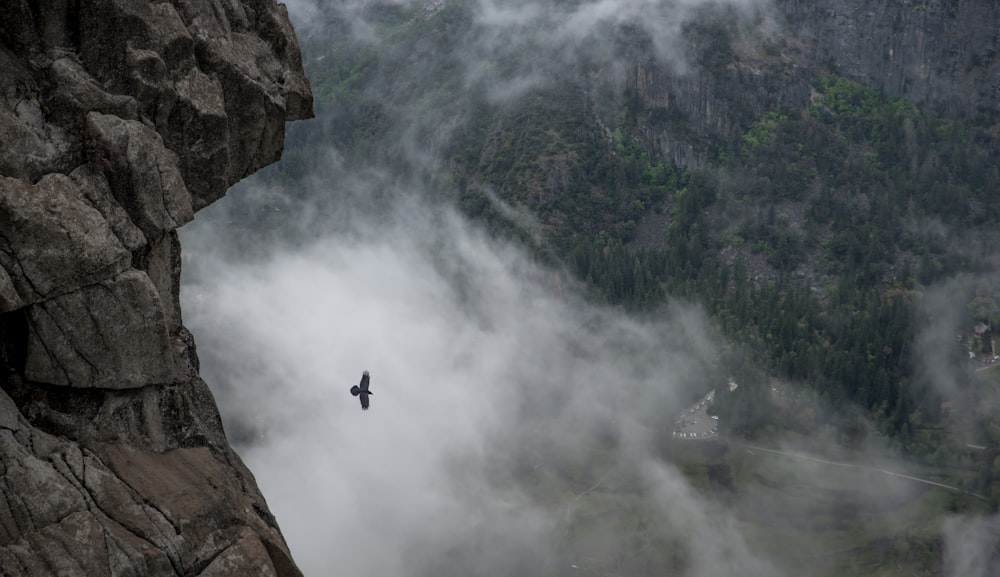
{"left": 180, "top": 191, "right": 772, "bottom": 576}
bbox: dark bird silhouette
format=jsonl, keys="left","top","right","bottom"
{"left": 350, "top": 370, "right": 373, "bottom": 410}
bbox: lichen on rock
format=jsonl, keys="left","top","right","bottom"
{"left": 0, "top": 1, "right": 312, "bottom": 575}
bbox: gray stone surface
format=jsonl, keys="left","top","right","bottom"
{"left": 0, "top": 389, "right": 16, "bottom": 430}
{"left": 84, "top": 112, "right": 195, "bottom": 238}
{"left": 0, "top": 0, "right": 312, "bottom": 575}
{"left": 0, "top": 173, "right": 134, "bottom": 309}
{"left": 23, "top": 270, "right": 181, "bottom": 389}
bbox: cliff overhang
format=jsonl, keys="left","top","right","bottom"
{"left": 0, "top": 1, "right": 312, "bottom": 575}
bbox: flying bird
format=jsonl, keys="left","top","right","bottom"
{"left": 350, "top": 370, "right": 373, "bottom": 410}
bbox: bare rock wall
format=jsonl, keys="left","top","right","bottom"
{"left": 0, "top": 1, "right": 312, "bottom": 575}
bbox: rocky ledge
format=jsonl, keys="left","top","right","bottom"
{"left": 0, "top": 1, "right": 312, "bottom": 575}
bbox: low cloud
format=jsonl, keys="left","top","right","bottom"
{"left": 943, "top": 514, "right": 1000, "bottom": 577}
{"left": 180, "top": 192, "right": 763, "bottom": 576}
{"left": 912, "top": 274, "right": 1000, "bottom": 426}
{"left": 289, "top": 0, "right": 772, "bottom": 97}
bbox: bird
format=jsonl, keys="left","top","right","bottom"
{"left": 350, "top": 370, "right": 373, "bottom": 410}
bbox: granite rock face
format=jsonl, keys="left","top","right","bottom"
{"left": 0, "top": 1, "right": 312, "bottom": 575}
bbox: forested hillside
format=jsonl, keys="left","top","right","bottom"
{"left": 196, "top": 1, "right": 1000, "bottom": 574}
{"left": 240, "top": 0, "right": 1000, "bottom": 456}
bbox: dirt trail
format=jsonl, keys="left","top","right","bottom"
{"left": 740, "top": 444, "right": 986, "bottom": 500}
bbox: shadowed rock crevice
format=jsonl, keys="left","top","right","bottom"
{"left": 0, "top": 0, "right": 313, "bottom": 575}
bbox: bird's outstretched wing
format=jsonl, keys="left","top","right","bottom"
{"left": 356, "top": 370, "right": 371, "bottom": 410}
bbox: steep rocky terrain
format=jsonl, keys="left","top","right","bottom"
{"left": 0, "top": 1, "right": 312, "bottom": 575}
{"left": 607, "top": 0, "right": 1000, "bottom": 167}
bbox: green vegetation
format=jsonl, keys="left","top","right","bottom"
{"left": 467, "top": 73, "right": 999, "bottom": 457}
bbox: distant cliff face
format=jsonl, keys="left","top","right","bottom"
{"left": 611, "top": 0, "right": 999, "bottom": 166}
{"left": 780, "top": 0, "right": 1000, "bottom": 118}
{"left": 0, "top": 1, "right": 311, "bottom": 575}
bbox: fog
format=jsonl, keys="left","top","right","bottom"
{"left": 181, "top": 188, "right": 751, "bottom": 575}
{"left": 178, "top": 1, "right": 1000, "bottom": 575}
{"left": 291, "top": 0, "right": 772, "bottom": 98}
{"left": 182, "top": 191, "right": 1000, "bottom": 575}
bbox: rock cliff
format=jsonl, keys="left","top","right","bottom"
{"left": 0, "top": 1, "right": 312, "bottom": 575}
{"left": 609, "top": 0, "right": 999, "bottom": 166}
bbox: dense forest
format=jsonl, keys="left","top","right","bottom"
{"left": 200, "top": 2, "right": 1000, "bottom": 573}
